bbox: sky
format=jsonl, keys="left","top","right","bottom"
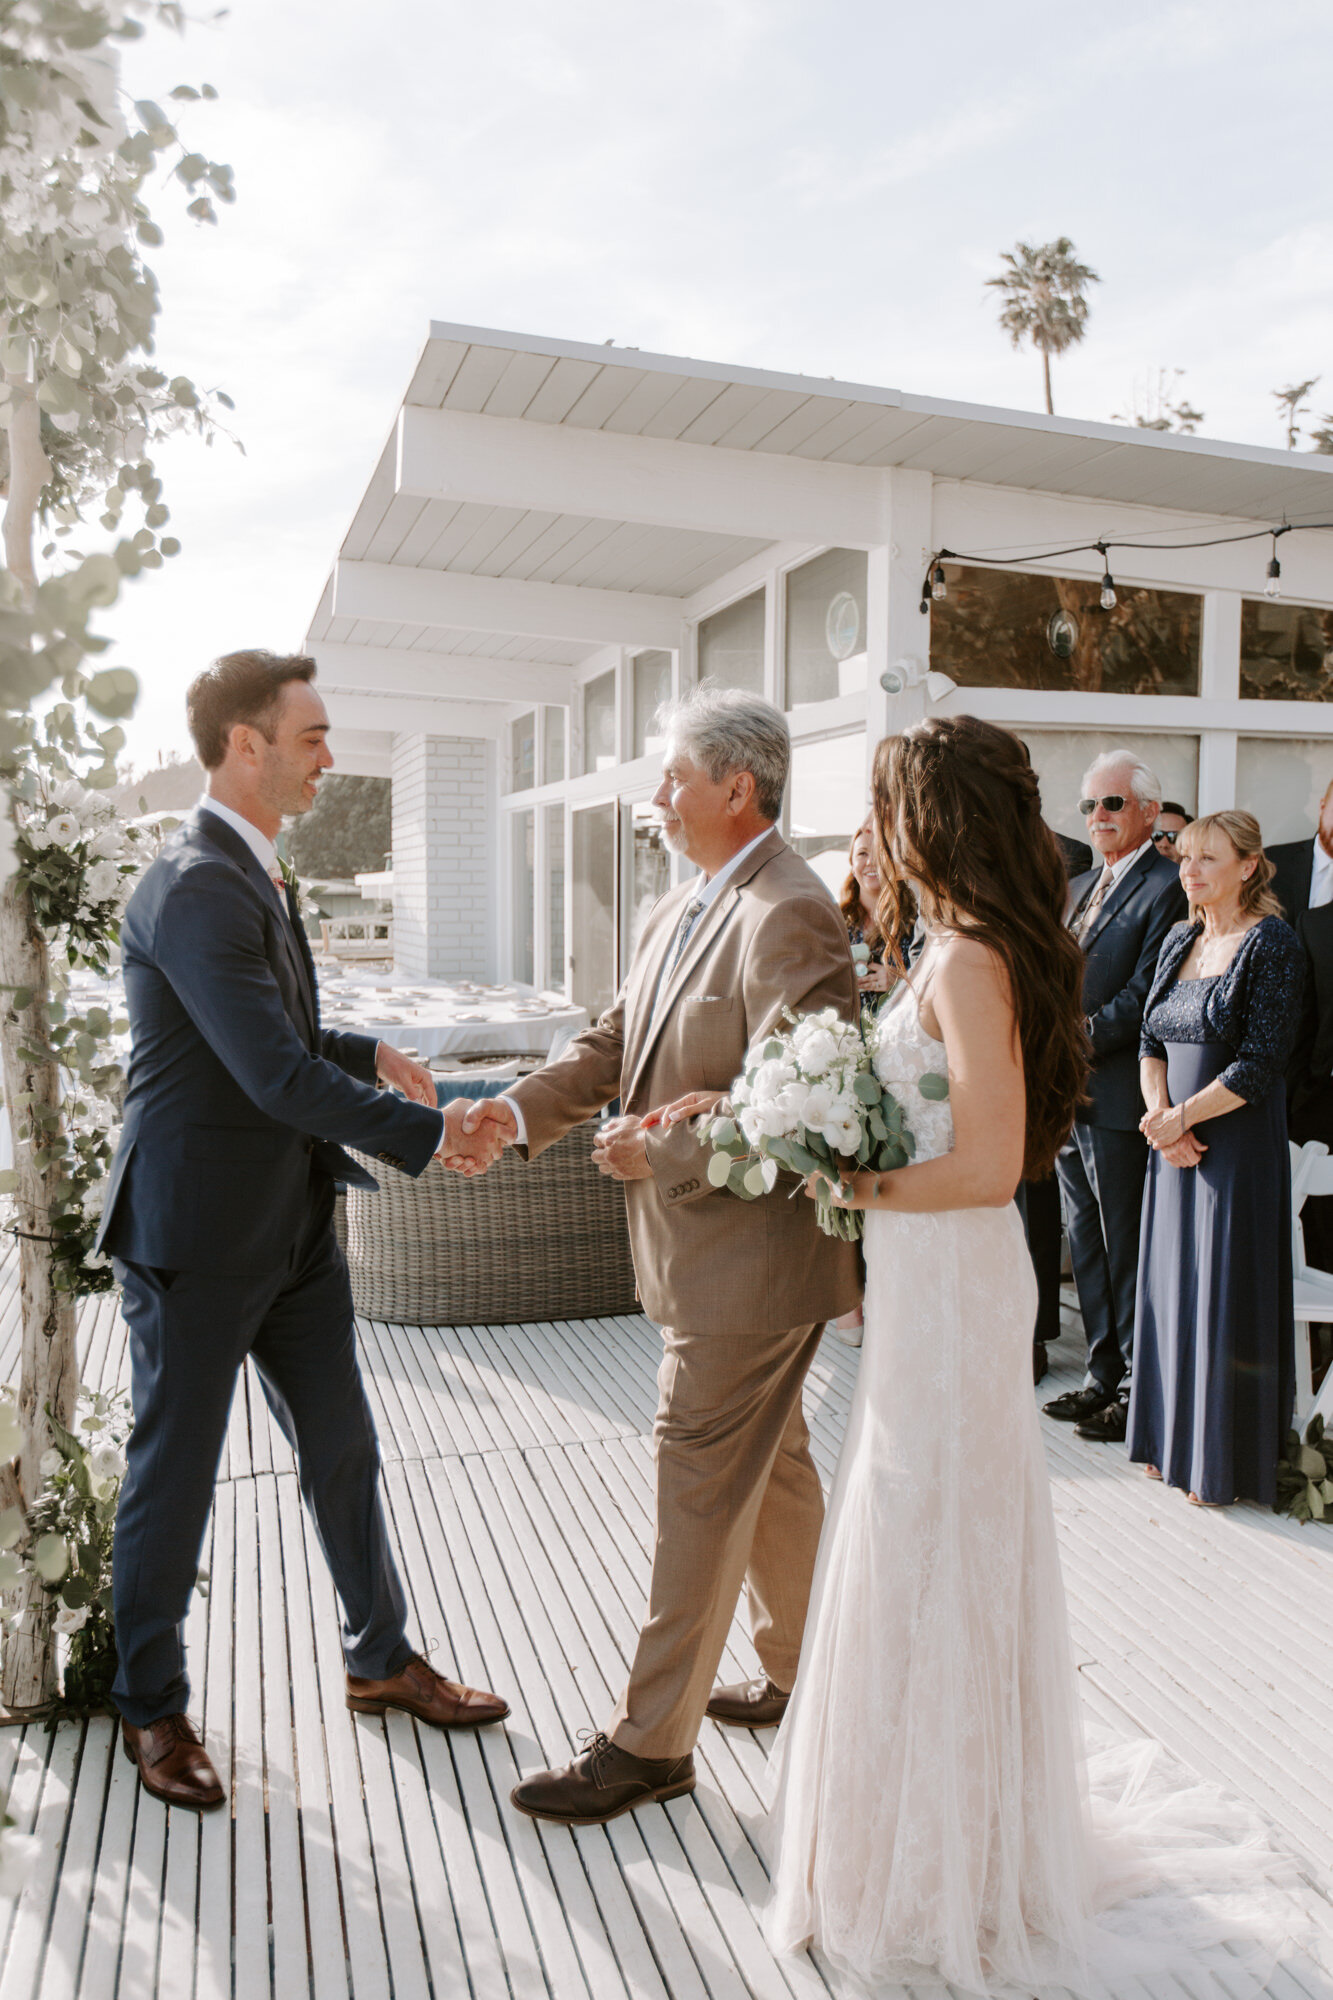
{"left": 108, "top": 0, "right": 1333, "bottom": 765}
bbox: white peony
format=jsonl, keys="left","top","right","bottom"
{"left": 83, "top": 859, "right": 121, "bottom": 903}
{"left": 751, "top": 1058, "right": 797, "bottom": 1105}
{"left": 46, "top": 813, "right": 81, "bottom": 846}
{"left": 793, "top": 1026, "right": 841, "bottom": 1076}
{"left": 89, "top": 1441, "right": 126, "bottom": 1483}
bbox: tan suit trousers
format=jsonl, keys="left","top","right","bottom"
{"left": 609, "top": 1317, "right": 826, "bottom": 1760}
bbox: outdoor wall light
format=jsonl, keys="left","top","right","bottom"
{"left": 879, "top": 660, "right": 956, "bottom": 703}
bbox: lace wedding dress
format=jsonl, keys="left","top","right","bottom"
{"left": 763, "top": 983, "right": 1310, "bottom": 1999}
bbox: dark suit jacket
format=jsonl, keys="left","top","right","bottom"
{"left": 1268, "top": 837, "right": 1317, "bottom": 925}
{"left": 1053, "top": 829, "right": 1093, "bottom": 879}
{"left": 1067, "top": 846, "right": 1189, "bottom": 1130}
{"left": 97, "top": 808, "right": 442, "bottom": 1276}
{"left": 1290, "top": 901, "right": 1333, "bottom": 1132}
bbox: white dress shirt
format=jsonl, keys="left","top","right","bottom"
{"left": 1310, "top": 836, "right": 1333, "bottom": 910}
{"left": 501, "top": 826, "right": 776, "bottom": 1149}
{"left": 1103, "top": 836, "right": 1156, "bottom": 889}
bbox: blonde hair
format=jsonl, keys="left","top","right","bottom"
{"left": 1176, "top": 810, "right": 1283, "bottom": 923}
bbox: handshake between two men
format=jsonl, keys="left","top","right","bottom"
{"left": 374, "top": 1041, "right": 718, "bottom": 1184}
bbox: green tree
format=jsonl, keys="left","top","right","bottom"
{"left": 986, "top": 237, "right": 1100, "bottom": 416}
{"left": 286, "top": 774, "right": 391, "bottom": 881}
{"left": 0, "top": 0, "right": 233, "bottom": 1711}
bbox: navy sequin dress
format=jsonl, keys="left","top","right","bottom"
{"left": 1128, "top": 915, "right": 1303, "bottom": 1504}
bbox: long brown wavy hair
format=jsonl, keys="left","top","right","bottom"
{"left": 871, "top": 716, "right": 1089, "bottom": 1179}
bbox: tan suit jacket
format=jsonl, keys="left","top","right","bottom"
{"left": 510, "top": 828, "right": 862, "bottom": 1333}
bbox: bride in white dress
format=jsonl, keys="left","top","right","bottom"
{"left": 763, "top": 718, "right": 1308, "bottom": 1998}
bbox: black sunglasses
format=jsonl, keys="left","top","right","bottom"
{"left": 1151, "top": 829, "right": 1180, "bottom": 847}
{"left": 1078, "top": 794, "right": 1127, "bottom": 815}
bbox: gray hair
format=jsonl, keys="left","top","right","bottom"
{"left": 655, "top": 680, "right": 790, "bottom": 821}
{"left": 1081, "top": 749, "right": 1163, "bottom": 808}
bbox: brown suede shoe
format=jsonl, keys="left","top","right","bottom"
{"left": 346, "top": 1651, "right": 510, "bottom": 1728}
{"left": 705, "top": 1676, "right": 790, "bottom": 1727}
{"left": 121, "top": 1715, "right": 226, "bottom": 1812}
{"left": 510, "top": 1731, "right": 695, "bottom": 1826}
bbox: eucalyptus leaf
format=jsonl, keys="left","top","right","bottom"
{"left": 706, "top": 1151, "right": 733, "bottom": 1188}
{"left": 918, "top": 1072, "right": 950, "bottom": 1101}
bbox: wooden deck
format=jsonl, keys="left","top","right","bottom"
{"left": 0, "top": 1254, "right": 1331, "bottom": 1999}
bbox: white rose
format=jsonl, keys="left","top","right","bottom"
{"left": 82, "top": 1182, "right": 106, "bottom": 1219}
{"left": 828, "top": 1117, "right": 862, "bottom": 1154}
{"left": 23, "top": 824, "right": 49, "bottom": 851}
{"left": 84, "top": 859, "right": 121, "bottom": 903}
{"left": 46, "top": 813, "right": 81, "bottom": 846}
{"left": 738, "top": 1107, "right": 764, "bottom": 1147}
{"left": 89, "top": 1441, "right": 126, "bottom": 1482}
{"left": 54, "top": 1604, "right": 90, "bottom": 1634}
{"left": 793, "top": 1025, "right": 841, "bottom": 1076}
{"left": 87, "top": 826, "right": 122, "bottom": 859}
{"left": 755, "top": 1103, "right": 790, "bottom": 1139}
{"left": 798, "top": 1082, "right": 836, "bottom": 1129}
{"left": 751, "top": 1058, "right": 797, "bottom": 1106}
{"left": 38, "top": 1449, "right": 62, "bottom": 1479}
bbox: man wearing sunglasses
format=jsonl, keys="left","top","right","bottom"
{"left": 1045, "top": 754, "right": 1187, "bottom": 1443}
{"left": 1151, "top": 803, "right": 1192, "bottom": 853}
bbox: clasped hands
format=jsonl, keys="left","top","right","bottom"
{"left": 1139, "top": 1101, "right": 1207, "bottom": 1169}
{"left": 428, "top": 1085, "right": 727, "bottom": 1182}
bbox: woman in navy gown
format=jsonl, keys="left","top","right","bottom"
{"left": 1129, "top": 810, "right": 1302, "bottom": 1506}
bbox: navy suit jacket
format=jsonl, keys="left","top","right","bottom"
{"left": 1067, "top": 846, "right": 1189, "bottom": 1130}
{"left": 1268, "top": 836, "right": 1316, "bottom": 926}
{"left": 97, "top": 807, "right": 442, "bottom": 1276}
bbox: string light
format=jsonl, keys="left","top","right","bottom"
{"left": 921, "top": 518, "right": 1321, "bottom": 613}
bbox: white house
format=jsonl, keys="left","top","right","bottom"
{"left": 304, "top": 322, "right": 1333, "bottom": 1016}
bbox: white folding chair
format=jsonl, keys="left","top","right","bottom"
{"left": 1289, "top": 1140, "right": 1333, "bottom": 1429}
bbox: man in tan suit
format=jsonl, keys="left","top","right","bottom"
{"left": 459, "top": 686, "right": 860, "bottom": 1825}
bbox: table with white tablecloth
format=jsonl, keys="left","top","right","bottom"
{"left": 315, "top": 976, "right": 589, "bottom": 1062}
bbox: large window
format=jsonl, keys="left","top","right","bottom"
{"left": 1236, "top": 736, "right": 1333, "bottom": 847}
{"left": 582, "top": 670, "right": 617, "bottom": 774}
{"left": 930, "top": 565, "right": 1201, "bottom": 696}
{"left": 1240, "top": 600, "right": 1333, "bottom": 701}
{"left": 697, "top": 590, "right": 764, "bottom": 695}
{"left": 632, "top": 650, "right": 673, "bottom": 759}
{"left": 544, "top": 801, "right": 566, "bottom": 991}
{"left": 624, "top": 801, "right": 671, "bottom": 964}
{"left": 571, "top": 803, "right": 616, "bottom": 1019}
{"left": 1019, "top": 729, "right": 1199, "bottom": 844}
{"left": 542, "top": 705, "right": 566, "bottom": 783}
{"left": 788, "top": 733, "right": 866, "bottom": 900}
{"left": 509, "top": 712, "right": 535, "bottom": 794}
{"left": 785, "top": 549, "right": 868, "bottom": 709}
{"left": 511, "top": 808, "right": 534, "bottom": 985}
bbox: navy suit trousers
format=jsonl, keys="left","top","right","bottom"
{"left": 1055, "top": 1122, "right": 1148, "bottom": 1401}
{"left": 111, "top": 1177, "right": 410, "bottom": 1725}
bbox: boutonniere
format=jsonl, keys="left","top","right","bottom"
{"left": 278, "top": 857, "right": 302, "bottom": 919}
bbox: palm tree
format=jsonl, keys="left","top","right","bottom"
{"left": 986, "top": 238, "right": 1100, "bottom": 415}
{"left": 1272, "top": 378, "right": 1320, "bottom": 450}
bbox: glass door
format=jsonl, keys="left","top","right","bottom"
{"left": 623, "top": 800, "right": 671, "bottom": 970}
{"left": 571, "top": 802, "right": 617, "bottom": 1020}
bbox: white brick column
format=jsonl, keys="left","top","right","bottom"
{"left": 390, "top": 733, "right": 490, "bottom": 978}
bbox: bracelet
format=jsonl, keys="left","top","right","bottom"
{"left": 1176, "top": 1102, "right": 1189, "bottom": 1140}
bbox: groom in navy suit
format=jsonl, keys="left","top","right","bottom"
{"left": 99, "top": 650, "right": 509, "bottom": 1810}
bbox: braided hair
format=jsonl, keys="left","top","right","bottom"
{"left": 871, "top": 715, "right": 1089, "bottom": 1179}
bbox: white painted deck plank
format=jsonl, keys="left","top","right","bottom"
{"left": 0, "top": 1261, "right": 1329, "bottom": 1999}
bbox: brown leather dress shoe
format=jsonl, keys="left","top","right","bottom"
{"left": 510, "top": 1731, "right": 695, "bottom": 1825}
{"left": 121, "top": 1715, "right": 226, "bottom": 1812}
{"left": 705, "top": 1676, "right": 790, "bottom": 1727}
{"left": 346, "top": 1651, "right": 510, "bottom": 1728}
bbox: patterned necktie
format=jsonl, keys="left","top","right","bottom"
{"left": 1073, "top": 866, "right": 1114, "bottom": 941}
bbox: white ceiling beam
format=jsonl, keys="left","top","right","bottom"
{"left": 333, "top": 559, "right": 684, "bottom": 649}
{"left": 310, "top": 639, "right": 578, "bottom": 708}
{"left": 396, "top": 404, "right": 890, "bottom": 548}
{"left": 324, "top": 688, "right": 505, "bottom": 740}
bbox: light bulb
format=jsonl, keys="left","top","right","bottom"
{"left": 1099, "top": 574, "right": 1117, "bottom": 611}
{"left": 1265, "top": 556, "right": 1281, "bottom": 599}
{"left": 931, "top": 564, "right": 947, "bottom": 600}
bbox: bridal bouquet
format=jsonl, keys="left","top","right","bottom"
{"left": 699, "top": 1006, "right": 918, "bottom": 1240}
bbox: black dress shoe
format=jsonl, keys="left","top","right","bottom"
{"left": 511, "top": 1731, "right": 695, "bottom": 1826}
{"left": 1075, "top": 1400, "right": 1128, "bottom": 1442}
{"left": 1043, "top": 1385, "right": 1115, "bottom": 1422}
{"left": 706, "top": 1676, "right": 790, "bottom": 1727}
{"left": 1033, "top": 1343, "right": 1049, "bottom": 1387}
